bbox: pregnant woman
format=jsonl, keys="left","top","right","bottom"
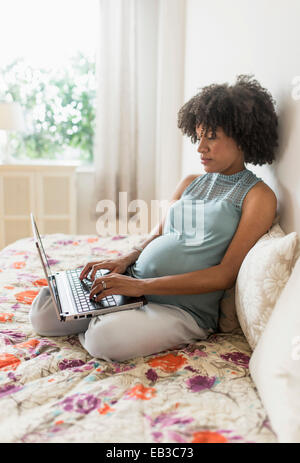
{"left": 30, "top": 75, "right": 278, "bottom": 362}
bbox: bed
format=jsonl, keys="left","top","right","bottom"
{"left": 0, "top": 232, "right": 277, "bottom": 443}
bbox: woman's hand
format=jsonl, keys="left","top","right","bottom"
{"left": 89, "top": 273, "right": 145, "bottom": 301}
{"left": 79, "top": 256, "right": 132, "bottom": 281}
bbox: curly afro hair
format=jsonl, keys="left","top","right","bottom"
{"left": 177, "top": 75, "right": 278, "bottom": 165}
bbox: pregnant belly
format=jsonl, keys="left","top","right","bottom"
{"left": 128, "top": 234, "right": 207, "bottom": 279}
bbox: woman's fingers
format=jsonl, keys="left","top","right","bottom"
{"left": 80, "top": 261, "right": 105, "bottom": 280}
{"left": 89, "top": 280, "right": 109, "bottom": 300}
{"left": 90, "top": 263, "right": 110, "bottom": 281}
{"left": 79, "top": 262, "right": 93, "bottom": 280}
{"left": 80, "top": 257, "right": 129, "bottom": 281}
{"left": 94, "top": 290, "right": 112, "bottom": 302}
{"left": 89, "top": 273, "right": 143, "bottom": 300}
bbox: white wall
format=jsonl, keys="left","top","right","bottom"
{"left": 181, "top": 0, "right": 300, "bottom": 235}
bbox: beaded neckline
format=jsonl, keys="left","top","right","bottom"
{"left": 215, "top": 168, "right": 248, "bottom": 181}
{"left": 182, "top": 167, "right": 262, "bottom": 209}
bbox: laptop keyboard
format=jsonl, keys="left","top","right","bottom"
{"left": 66, "top": 268, "right": 117, "bottom": 313}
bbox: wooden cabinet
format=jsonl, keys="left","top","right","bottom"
{"left": 0, "top": 164, "right": 77, "bottom": 249}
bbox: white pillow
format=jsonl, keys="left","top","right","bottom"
{"left": 235, "top": 224, "right": 298, "bottom": 350}
{"left": 218, "top": 218, "right": 283, "bottom": 334}
{"left": 249, "top": 257, "right": 300, "bottom": 443}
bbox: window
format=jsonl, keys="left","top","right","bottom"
{"left": 0, "top": 0, "right": 99, "bottom": 163}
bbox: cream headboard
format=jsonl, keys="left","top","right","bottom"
{"left": 247, "top": 96, "right": 300, "bottom": 239}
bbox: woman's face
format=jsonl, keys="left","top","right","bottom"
{"left": 196, "top": 125, "right": 245, "bottom": 175}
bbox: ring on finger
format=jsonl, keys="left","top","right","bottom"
{"left": 101, "top": 280, "right": 106, "bottom": 290}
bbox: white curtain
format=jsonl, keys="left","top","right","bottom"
{"left": 92, "top": 0, "right": 186, "bottom": 226}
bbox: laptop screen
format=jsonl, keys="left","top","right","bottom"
{"left": 30, "top": 213, "right": 63, "bottom": 319}
{"left": 30, "top": 213, "right": 53, "bottom": 280}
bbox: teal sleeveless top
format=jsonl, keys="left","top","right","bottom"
{"left": 125, "top": 168, "right": 263, "bottom": 332}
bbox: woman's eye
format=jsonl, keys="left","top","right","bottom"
{"left": 196, "top": 134, "right": 216, "bottom": 141}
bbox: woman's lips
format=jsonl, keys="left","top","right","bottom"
{"left": 201, "top": 159, "right": 212, "bottom": 164}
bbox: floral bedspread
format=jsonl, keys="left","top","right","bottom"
{"left": 0, "top": 233, "right": 277, "bottom": 443}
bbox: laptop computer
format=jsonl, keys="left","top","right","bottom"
{"left": 30, "top": 213, "right": 147, "bottom": 322}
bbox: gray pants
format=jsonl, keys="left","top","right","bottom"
{"left": 29, "top": 287, "right": 209, "bottom": 362}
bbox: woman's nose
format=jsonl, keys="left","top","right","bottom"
{"left": 197, "top": 138, "right": 208, "bottom": 154}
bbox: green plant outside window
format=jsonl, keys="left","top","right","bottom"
{"left": 0, "top": 51, "right": 96, "bottom": 163}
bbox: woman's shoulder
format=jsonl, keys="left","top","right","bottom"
{"left": 172, "top": 173, "right": 203, "bottom": 200}
{"left": 242, "top": 179, "right": 277, "bottom": 213}
{"left": 244, "top": 179, "right": 276, "bottom": 199}
{"left": 185, "top": 173, "right": 203, "bottom": 186}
